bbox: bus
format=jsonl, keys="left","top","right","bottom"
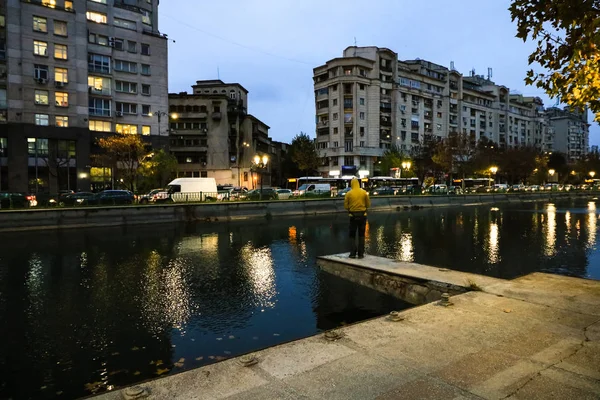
{"left": 366, "top": 177, "right": 421, "bottom": 194}
{"left": 452, "top": 178, "right": 494, "bottom": 193}
{"left": 286, "top": 176, "right": 357, "bottom": 195}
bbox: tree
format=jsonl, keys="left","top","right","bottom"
{"left": 138, "top": 149, "right": 178, "bottom": 191}
{"left": 509, "top": 0, "right": 600, "bottom": 121}
{"left": 96, "top": 133, "right": 147, "bottom": 192}
{"left": 410, "top": 139, "right": 438, "bottom": 183}
{"left": 289, "top": 132, "right": 319, "bottom": 175}
{"left": 432, "top": 133, "right": 476, "bottom": 186}
{"left": 498, "top": 146, "right": 541, "bottom": 184}
{"left": 379, "top": 145, "right": 409, "bottom": 177}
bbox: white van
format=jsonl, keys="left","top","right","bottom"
{"left": 293, "top": 183, "right": 331, "bottom": 197}
{"left": 163, "top": 178, "right": 218, "bottom": 202}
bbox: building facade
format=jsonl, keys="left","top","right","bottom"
{"left": 544, "top": 107, "right": 589, "bottom": 162}
{"left": 168, "top": 80, "right": 272, "bottom": 188}
{"left": 1, "top": 0, "right": 168, "bottom": 193}
{"left": 313, "top": 46, "right": 589, "bottom": 177}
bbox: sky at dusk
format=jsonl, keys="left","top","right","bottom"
{"left": 160, "top": 0, "right": 599, "bottom": 147}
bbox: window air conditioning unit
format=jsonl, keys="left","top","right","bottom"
{"left": 37, "top": 78, "right": 47, "bottom": 84}
{"left": 202, "top": 128, "right": 208, "bottom": 133}
{"left": 108, "top": 37, "right": 116, "bottom": 47}
{"left": 115, "top": 111, "right": 123, "bottom": 117}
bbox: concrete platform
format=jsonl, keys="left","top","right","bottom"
{"left": 95, "top": 255, "right": 600, "bottom": 400}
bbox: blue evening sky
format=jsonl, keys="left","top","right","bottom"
{"left": 160, "top": 0, "right": 599, "bottom": 147}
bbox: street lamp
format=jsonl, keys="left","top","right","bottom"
{"left": 489, "top": 166, "right": 498, "bottom": 187}
{"left": 396, "top": 160, "right": 411, "bottom": 179}
{"left": 149, "top": 111, "right": 178, "bottom": 136}
{"left": 252, "top": 154, "right": 269, "bottom": 200}
{"left": 590, "top": 171, "right": 596, "bottom": 179}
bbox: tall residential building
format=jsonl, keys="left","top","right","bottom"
{"left": 544, "top": 107, "right": 589, "bottom": 162}
{"left": 313, "top": 46, "right": 586, "bottom": 177}
{"left": 168, "top": 79, "right": 272, "bottom": 187}
{"left": 1, "top": 0, "right": 168, "bottom": 193}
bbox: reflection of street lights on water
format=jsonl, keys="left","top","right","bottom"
{"left": 252, "top": 154, "right": 269, "bottom": 200}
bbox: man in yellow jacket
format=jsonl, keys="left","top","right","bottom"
{"left": 343, "top": 178, "right": 371, "bottom": 258}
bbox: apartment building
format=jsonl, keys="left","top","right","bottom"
{"left": 544, "top": 107, "right": 589, "bottom": 162}
{"left": 1, "top": 0, "right": 168, "bottom": 193}
{"left": 168, "top": 80, "right": 272, "bottom": 187}
{"left": 314, "top": 46, "right": 587, "bottom": 177}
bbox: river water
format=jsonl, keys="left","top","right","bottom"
{"left": 0, "top": 199, "right": 598, "bottom": 399}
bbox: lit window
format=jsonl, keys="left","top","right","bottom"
{"left": 55, "top": 92, "right": 69, "bottom": 107}
{"left": 56, "top": 116, "right": 68, "bottom": 127}
{"left": 41, "top": 0, "right": 56, "bottom": 8}
{"left": 35, "top": 90, "right": 49, "bottom": 105}
{"left": 35, "top": 114, "right": 49, "bottom": 126}
{"left": 54, "top": 44, "right": 68, "bottom": 60}
{"left": 88, "top": 76, "right": 111, "bottom": 95}
{"left": 54, "top": 20, "right": 67, "bottom": 36}
{"left": 89, "top": 0, "right": 107, "bottom": 3}
{"left": 141, "top": 10, "right": 151, "bottom": 25}
{"left": 116, "top": 124, "right": 138, "bottom": 134}
{"left": 34, "top": 41, "right": 48, "bottom": 56}
{"left": 55, "top": 67, "right": 68, "bottom": 83}
{"left": 89, "top": 120, "right": 111, "bottom": 132}
{"left": 33, "top": 16, "right": 47, "bottom": 32}
{"left": 64, "top": 0, "right": 73, "bottom": 10}
{"left": 86, "top": 11, "right": 107, "bottom": 24}
{"left": 142, "top": 126, "right": 150, "bottom": 135}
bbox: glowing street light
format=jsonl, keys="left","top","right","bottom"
{"left": 253, "top": 154, "right": 269, "bottom": 200}
{"left": 489, "top": 166, "right": 498, "bottom": 186}
{"left": 548, "top": 169, "right": 556, "bottom": 176}
{"left": 401, "top": 161, "right": 412, "bottom": 170}
{"left": 590, "top": 171, "right": 596, "bottom": 179}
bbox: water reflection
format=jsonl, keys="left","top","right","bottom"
{"left": 240, "top": 245, "right": 276, "bottom": 308}
{"left": 588, "top": 202, "right": 597, "bottom": 249}
{"left": 488, "top": 222, "right": 500, "bottom": 264}
{"left": 545, "top": 204, "right": 557, "bottom": 257}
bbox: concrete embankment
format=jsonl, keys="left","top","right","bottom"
{"left": 0, "top": 191, "right": 590, "bottom": 232}
{"left": 95, "top": 255, "right": 600, "bottom": 400}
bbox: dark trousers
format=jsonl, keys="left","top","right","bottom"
{"left": 349, "top": 215, "right": 367, "bottom": 256}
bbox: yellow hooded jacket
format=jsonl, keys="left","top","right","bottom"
{"left": 344, "top": 178, "right": 371, "bottom": 216}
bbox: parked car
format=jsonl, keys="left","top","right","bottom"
{"left": 336, "top": 187, "right": 351, "bottom": 197}
{"left": 428, "top": 184, "right": 448, "bottom": 194}
{"left": 58, "top": 192, "right": 95, "bottom": 206}
{"left": 82, "top": 190, "right": 135, "bottom": 206}
{"left": 276, "top": 189, "right": 293, "bottom": 200}
{"left": 230, "top": 187, "right": 249, "bottom": 200}
{"left": 293, "top": 183, "right": 331, "bottom": 197}
{"left": 247, "top": 188, "right": 278, "bottom": 200}
{"left": 370, "top": 186, "right": 396, "bottom": 196}
{"left": 138, "top": 188, "right": 166, "bottom": 204}
{"left": 0, "top": 192, "right": 29, "bottom": 209}
{"left": 448, "top": 186, "right": 463, "bottom": 195}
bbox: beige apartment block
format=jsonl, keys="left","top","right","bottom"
{"left": 1, "top": 0, "right": 168, "bottom": 192}
{"left": 169, "top": 80, "right": 272, "bottom": 188}
{"left": 313, "top": 46, "right": 589, "bottom": 178}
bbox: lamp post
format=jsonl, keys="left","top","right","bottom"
{"left": 252, "top": 154, "right": 269, "bottom": 200}
{"left": 590, "top": 171, "right": 596, "bottom": 179}
{"left": 149, "top": 111, "right": 178, "bottom": 137}
{"left": 489, "top": 166, "right": 498, "bottom": 187}
{"left": 548, "top": 169, "right": 556, "bottom": 184}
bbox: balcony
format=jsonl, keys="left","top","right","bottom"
{"left": 317, "top": 127, "right": 329, "bottom": 136}
{"left": 89, "top": 108, "right": 110, "bottom": 117}
{"left": 88, "top": 86, "right": 111, "bottom": 96}
{"left": 212, "top": 112, "right": 222, "bottom": 120}
{"left": 424, "top": 111, "right": 432, "bottom": 120}
{"left": 88, "top": 65, "right": 110, "bottom": 75}
{"left": 317, "top": 120, "right": 329, "bottom": 128}
{"left": 380, "top": 118, "right": 392, "bottom": 127}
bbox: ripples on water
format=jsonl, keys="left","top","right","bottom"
{"left": 0, "top": 199, "right": 598, "bottom": 399}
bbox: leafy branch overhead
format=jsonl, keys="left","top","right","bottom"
{"left": 509, "top": 0, "right": 600, "bottom": 121}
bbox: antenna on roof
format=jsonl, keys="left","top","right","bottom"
{"left": 217, "top": 67, "right": 220, "bottom": 80}
{"left": 353, "top": 37, "right": 357, "bottom": 56}
{"left": 487, "top": 67, "right": 493, "bottom": 80}
{"left": 470, "top": 68, "right": 476, "bottom": 77}
{"left": 450, "top": 61, "right": 455, "bottom": 71}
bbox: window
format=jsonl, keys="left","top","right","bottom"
{"left": 141, "top": 84, "right": 151, "bottom": 95}
{"left": 114, "top": 18, "right": 136, "bottom": 30}
{"left": 359, "top": 98, "right": 365, "bottom": 106}
{"left": 88, "top": 76, "right": 111, "bottom": 95}
{"left": 112, "top": 38, "right": 124, "bottom": 50}
{"left": 33, "top": 16, "right": 48, "bottom": 32}
{"left": 35, "top": 90, "right": 49, "bottom": 105}
{"left": 333, "top": 113, "right": 338, "bottom": 121}
{"left": 141, "top": 10, "right": 152, "bottom": 25}
{"left": 127, "top": 41, "right": 136, "bottom": 53}
{"left": 332, "top": 99, "right": 337, "bottom": 106}
{"left": 54, "top": 44, "right": 67, "bottom": 59}
{"left": 0, "top": 15, "right": 4, "bottom": 28}
{"left": 42, "top": 0, "right": 56, "bottom": 8}
{"left": 89, "top": 0, "right": 107, "bottom": 3}
{"left": 142, "top": 125, "right": 150, "bottom": 135}
{"left": 54, "top": 20, "right": 67, "bottom": 36}
{"left": 333, "top": 127, "right": 338, "bottom": 134}
{"left": 142, "top": 105, "right": 151, "bottom": 116}
{"left": 344, "top": 156, "right": 354, "bottom": 165}
{"left": 88, "top": 33, "right": 109, "bottom": 46}
{"left": 55, "top": 67, "right": 68, "bottom": 83}
{"left": 359, "top": 141, "right": 365, "bottom": 148}
{"left": 88, "top": 54, "right": 110, "bottom": 74}
{"left": 64, "top": 0, "right": 73, "bottom": 10}
{"left": 115, "top": 80, "right": 137, "bottom": 94}
{"left": 89, "top": 97, "right": 111, "bottom": 116}
{"left": 35, "top": 114, "right": 49, "bottom": 126}
{"left": 34, "top": 41, "right": 48, "bottom": 56}
{"left": 55, "top": 92, "right": 68, "bottom": 107}
{"left": 34, "top": 64, "right": 49, "bottom": 80}
{"left": 359, "top": 84, "right": 365, "bottom": 90}
{"left": 56, "top": 116, "right": 68, "bottom": 127}
{"left": 89, "top": 120, "right": 111, "bottom": 132}
{"left": 437, "top": 112, "right": 442, "bottom": 118}
{"left": 360, "top": 126, "right": 365, "bottom": 135}
{"left": 360, "top": 112, "right": 365, "bottom": 120}
{"left": 116, "top": 124, "right": 138, "bottom": 134}
{"left": 436, "top": 123, "right": 442, "bottom": 131}
{"left": 86, "top": 11, "right": 107, "bottom": 24}
{"left": 141, "top": 64, "right": 150, "bottom": 75}
{"left": 345, "top": 141, "right": 353, "bottom": 152}
{"left": 141, "top": 43, "right": 150, "bottom": 55}
{"left": 116, "top": 102, "right": 137, "bottom": 114}
{"left": 114, "top": 59, "right": 137, "bottom": 73}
